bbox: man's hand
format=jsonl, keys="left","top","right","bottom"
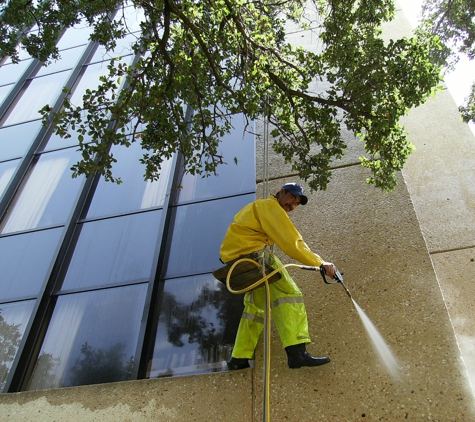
{"left": 321, "top": 262, "right": 336, "bottom": 278}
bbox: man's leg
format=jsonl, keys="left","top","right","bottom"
{"left": 228, "top": 288, "right": 265, "bottom": 369}
{"left": 268, "top": 254, "right": 330, "bottom": 368}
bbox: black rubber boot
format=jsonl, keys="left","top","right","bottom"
{"left": 285, "top": 343, "right": 330, "bottom": 369}
{"left": 227, "top": 357, "right": 251, "bottom": 370}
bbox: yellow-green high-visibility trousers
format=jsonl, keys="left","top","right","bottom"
{"left": 231, "top": 254, "right": 311, "bottom": 359}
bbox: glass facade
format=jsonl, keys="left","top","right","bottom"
{"left": 0, "top": 13, "right": 255, "bottom": 393}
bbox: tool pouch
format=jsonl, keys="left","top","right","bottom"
{"left": 212, "top": 251, "right": 282, "bottom": 291}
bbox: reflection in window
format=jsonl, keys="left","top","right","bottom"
{"left": 166, "top": 194, "right": 255, "bottom": 278}
{"left": 61, "top": 211, "right": 162, "bottom": 291}
{"left": 0, "top": 160, "right": 19, "bottom": 199}
{"left": 87, "top": 142, "right": 172, "bottom": 218}
{"left": 27, "top": 284, "right": 147, "bottom": 390}
{"left": 148, "top": 274, "right": 243, "bottom": 378}
{"left": 178, "top": 115, "right": 255, "bottom": 203}
{"left": 0, "top": 300, "right": 35, "bottom": 390}
{"left": 2, "top": 71, "right": 71, "bottom": 126}
{"left": 0, "top": 228, "right": 63, "bottom": 301}
{"left": 1, "top": 148, "right": 84, "bottom": 234}
{"left": 0, "top": 120, "right": 42, "bottom": 162}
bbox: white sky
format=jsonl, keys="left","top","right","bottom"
{"left": 398, "top": 0, "right": 475, "bottom": 135}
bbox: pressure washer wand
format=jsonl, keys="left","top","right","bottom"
{"left": 300, "top": 265, "right": 353, "bottom": 299}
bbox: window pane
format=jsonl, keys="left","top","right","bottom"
{"left": 36, "top": 46, "right": 85, "bottom": 77}
{"left": 27, "top": 284, "right": 147, "bottom": 390}
{"left": 177, "top": 115, "right": 255, "bottom": 203}
{"left": 87, "top": 142, "right": 172, "bottom": 218}
{"left": 0, "top": 300, "right": 36, "bottom": 390}
{"left": 0, "top": 120, "right": 43, "bottom": 161}
{"left": 56, "top": 25, "right": 93, "bottom": 50}
{"left": 0, "top": 84, "right": 14, "bottom": 108}
{"left": 2, "top": 71, "right": 71, "bottom": 126}
{"left": 0, "top": 59, "right": 33, "bottom": 86}
{"left": 0, "top": 228, "right": 63, "bottom": 301}
{"left": 0, "top": 160, "right": 19, "bottom": 199}
{"left": 1, "top": 148, "right": 84, "bottom": 234}
{"left": 148, "top": 274, "right": 243, "bottom": 378}
{"left": 89, "top": 32, "right": 139, "bottom": 64}
{"left": 166, "top": 194, "right": 255, "bottom": 278}
{"left": 61, "top": 211, "right": 162, "bottom": 291}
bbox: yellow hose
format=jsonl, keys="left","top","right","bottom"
{"left": 225, "top": 258, "right": 304, "bottom": 422}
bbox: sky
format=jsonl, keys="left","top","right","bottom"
{"left": 398, "top": 0, "right": 475, "bottom": 135}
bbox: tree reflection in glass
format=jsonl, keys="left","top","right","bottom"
{"left": 148, "top": 274, "right": 243, "bottom": 378}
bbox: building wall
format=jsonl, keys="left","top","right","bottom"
{"left": 2, "top": 2, "right": 475, "bottom": 422}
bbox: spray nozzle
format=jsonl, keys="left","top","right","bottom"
{"left": 318, "top": 265, "right": 353, "bottom": 299}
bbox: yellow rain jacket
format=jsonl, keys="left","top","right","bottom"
{"left": 220, "top": 195, "right": 324, "bottom": 267}
{"left": 220, "top": 195, "right": 324, "bottom": 358}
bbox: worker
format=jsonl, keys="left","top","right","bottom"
{"left": 219, "top": 182, "right": 336, "bottom": 370}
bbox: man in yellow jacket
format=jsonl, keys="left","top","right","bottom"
{"left": 220, "top": 182, "right": 336, "bottom": 370}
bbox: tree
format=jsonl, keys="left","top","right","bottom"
{"left": 68, "top": 341, "right": 133, "bottom": 386}
{"left": 0, "top": 0, "right": 442, "bottom": 191}
{"left": 418, "top": 0, "right": 475, "bottom": 124}
{"left": 0, "top": 311, "right": 21, "bottom": 390}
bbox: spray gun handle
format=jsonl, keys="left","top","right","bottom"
{"left": 319, "top": 265, "right": 344, "bottom": 285}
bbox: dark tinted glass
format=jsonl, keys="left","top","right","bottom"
{"left": 165, "top": 194, "right": 255, "bottom": 278}
{"left": 1, "top": 148, "right": 85, "bottom": 234}
{"left": 0, "top": 228, "right": 63, "bottom": 301}
{"left": 61, "top": 211, "right": 162, "bottom": 291}
{"left": 0, "top": 120, "right": 43, "bottom": 161}
{"left": 86, "top": 142, "right": 173, "bottom": 218}
{"left": 0, "top": 300, "right": 36, "bottom": 390}
{"left": 27, "top": 284, "right": 147, "bottom": 390}
{"left": 148, "top": 274, "right": 243, "bottom": 378}
{"left": 177, "top": 115, "right": 255, "bottom": 203}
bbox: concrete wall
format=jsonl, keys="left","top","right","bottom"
{"left": 2, "top": 2, "right": 475, "bottom": 421}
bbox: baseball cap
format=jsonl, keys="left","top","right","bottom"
{"left": 282, "top": 183, "right": 308, "bottom": 205}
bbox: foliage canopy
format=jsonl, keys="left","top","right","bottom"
{"left": 418, "top": 0, "right": 475, "bottom": 125}
{"left": 0, "top": 0, "right": 442, "bottom": 191}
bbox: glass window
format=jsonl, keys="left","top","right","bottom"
{"left": 36, "top": 46, "right": 85, "bottom": 77}
{"left": 165, "top": 194, "right": 255, "bottom": 278}
{"left": 0, "top": 84, "right": 14, "bottom": 108}
{"left": 0, "top": 59, "right": 34, "bottom": 86}
{"left": 1, "top": 148, "right": 85, "bottom": 234}
{"left": 0, "top": 228, "right": 63, "bottom": 301}
{"left": 177, "top": 115, "right": 255, "bottom": 203}
{"left": 61, "top": 211, "right": 162, "bottom": 291}
{"left": 0, "top": 120, "right": 43, "bottom": 162}
{"left": 89, "top": 32, "right": 139, "bottom": 64}
{"left": 27, "top": 284, "right": 147, "bottom": 390}
{"left": 0, "top": 300, "right": 36, "bottom": 390}
{"left": 0, "top": 159, "right": 20, "bottom": 199}
{"left": 2, "top": 71, "right": 71, "bottom": 126}
{"left": 87, "top": 142, "right": 172, "bottom": 218}
{"left": 148, "top": 274, "right": 243, "bottom": 378}
{"left": 56, "top": 25, "right": 93, "bottom": 51}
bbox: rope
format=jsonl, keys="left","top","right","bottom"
{"left": 226, "top": 258, "right": 306, "bottom": 422}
